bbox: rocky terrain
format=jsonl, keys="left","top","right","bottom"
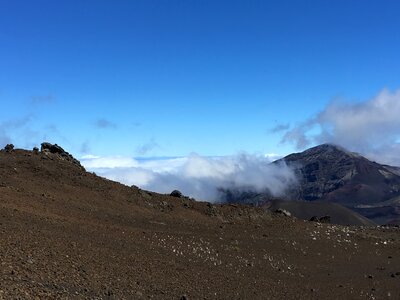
{"left": 1, "top": 144, "right": 400, "bottom": 299}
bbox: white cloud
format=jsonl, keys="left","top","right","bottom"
{"left": 281, "top": 88, "right": 400, "bottom": 166}
{"left": 264, "top": 153, "right": 283, "bottom": 160}
{"left": 81, "top": 153, "right": 297, "bottom": 202}
{"left": 81, "top": 155, "right": 139, "bottom": 168}
{"left": 137, "top": 157, "right": 188, "bottom": 172}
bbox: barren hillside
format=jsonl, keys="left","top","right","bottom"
{"left": 0, "top": 146, "right": 399, "bottom": 299}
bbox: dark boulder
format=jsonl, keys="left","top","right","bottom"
{"left": 4, "top": 144, "right": 14, "bottom": 152}
{"left": 309, "top": 215, "right": 331, "bottom": 223}
{"left": 170, "top": 190, "right": 183, "bottom": 198}
{"left": 41, "top": 142, "right": 65, "bottom": 154}
{"left": 319, "top": 215, "right": 331, "bottom": 223}
{"left": 40, "top": 142, "right": 84, "bottom": 170}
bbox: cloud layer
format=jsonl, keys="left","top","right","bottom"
{"left": 281, "top": 89, "right": 400, "bottom": 166}
{"left": 81, "top": 154, "right": 297, "bottom": 202}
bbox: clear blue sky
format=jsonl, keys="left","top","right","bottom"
{"left": 1, "top": 0, "right": 400, "bottom": 157}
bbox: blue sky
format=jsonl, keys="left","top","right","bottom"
{"left": 1, "top": 0, "right": 400, "bottom": 158}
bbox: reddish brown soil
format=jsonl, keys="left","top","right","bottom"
{"left": 1, "top": 149, "right": 400, "bottom": 299}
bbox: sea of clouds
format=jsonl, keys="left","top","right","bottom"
{"left": 81, "top": 88, "right": 400, "bottom": 200}
{"left": 81, "top": 153, "right": 297, "bottom": 202}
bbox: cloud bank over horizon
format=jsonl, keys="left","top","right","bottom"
{"left": 280, "top": 88, "right": 400, "bottom": 166}
{"left": 81, "top": 153, "right": 297, "bottom": 202}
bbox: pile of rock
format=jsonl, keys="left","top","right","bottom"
{"left": 170, "top": 190, "right": 184, "bottom": 198}
{"left": 41, "top": 142, "right": 66, "bottom": 155}
{"left": 3, "top": 144, "right": 14, "bottom": 152}
{"left": 40, "top": 142, "right": 84, "bottom": 169}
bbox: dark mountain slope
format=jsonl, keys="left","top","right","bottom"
{"left": 281, "top": 144, "right": 400, "bottom": 202}
{"left": 279, "top": 144, "right": 400, "bottom": 224}
{"left": 220, "top": 190, "right": 375, "bottom": 226}
{"left": 222, "top": 144, "right": 400, "bottom": 225}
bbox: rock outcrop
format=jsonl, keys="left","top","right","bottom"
{"left": 41, "top": 142, "right": 84, "bottom": 170}
{"left": 170, "top": 190, "right": 183, "bottom": 198}
{"left": 3, "top": 144, "right": 14, "bottom": 152}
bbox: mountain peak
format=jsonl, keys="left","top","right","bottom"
{"left": 277, "top": 144, "right": 400, "bottom": 224}
{"left": 288, "top": 143, "right": 362, "bottom": 160}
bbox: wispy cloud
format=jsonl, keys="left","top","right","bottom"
{"left": 80, "top": 140, "right": 91, "bottom": 154}
{"left": 270, "top": 123, "right": 290, "bottom": 133}
{"left": 95, "top": 118, "right": 117, "bottom": 129}
{"left": 30, "top": 94, "right": 56, "bottom": 106}
{"left": 135, "top": 139, "right": 159, "bottom": 156}
{"left": 0, "top": 130, "right": 11, "bottom": 146}
{"left": 81, "top": 153, "right": 297, "bottom": 202}
{"left": 280, "top": 88, "right": 400, "bottom": 166}
{"left": 0, "top": 115, "right": 35, "bottom": 147}
{"left": 0, "top": 116, "right": 71, "bottom": 150}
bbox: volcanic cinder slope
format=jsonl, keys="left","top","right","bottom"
{"left": 1, "top": 145, "right": 400, "bottom": 299}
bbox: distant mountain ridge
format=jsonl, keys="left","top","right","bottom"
{"left": 281, "top": 144, "right": 400, "bottom": 223}
{"left": 223, "top": 144, "right": 400, "bottom": 225}
{"left": 280, "top": 144, "right": 400, "bottom": 202}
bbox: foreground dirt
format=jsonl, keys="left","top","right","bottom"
{"left": 0, "top": 149, "right": 399, "bottom": 299}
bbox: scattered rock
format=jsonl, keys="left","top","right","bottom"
{"left": 275, "top": 209, "right": 291, "bottom": 217}
{"left": 135, "top": 291, "right": 144, "bottom": 298}
{"left": 32, "top": 147, "right": 39, "bottom": 154}
{"left": 206, "top": 202, "right": 218, "bottom": 216}
{"left": 4, "top": 144, "right": 14, "bottom": 152}
{"left": 139, "top": 190, "right": 152, "bottom": 200}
